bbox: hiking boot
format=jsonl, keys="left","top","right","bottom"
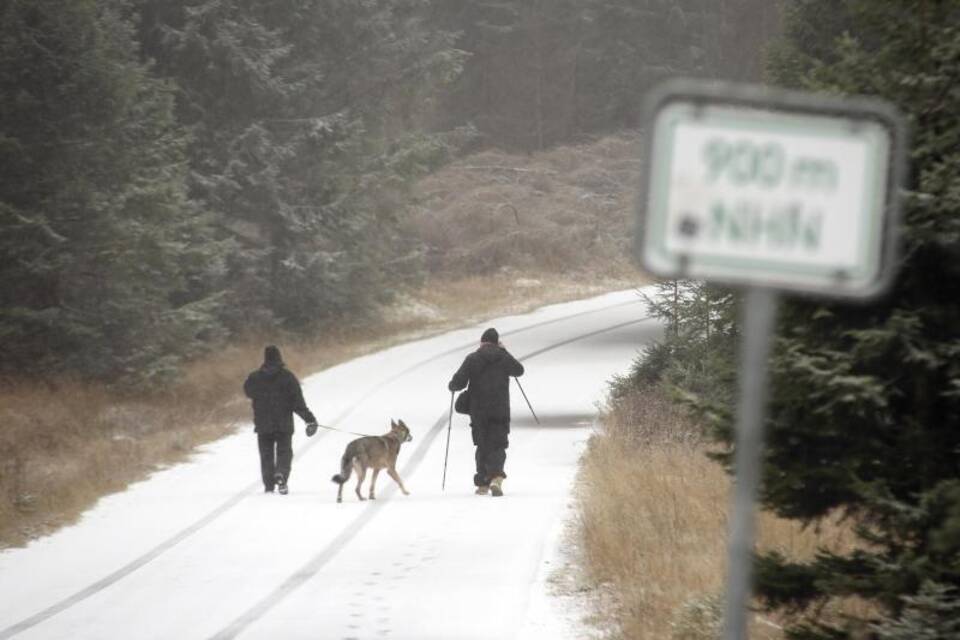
{"left": 490, "top": 476, "right": 504, "bottom": 497}
{"left": 475, "top": 485, "right": 489, "bottom": 496}
{"left": 275, "top": 473, "right": 288, "bottom": 495}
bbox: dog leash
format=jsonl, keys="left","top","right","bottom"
{"left": 313, "top": 423, "right": 377, "bottom": 438}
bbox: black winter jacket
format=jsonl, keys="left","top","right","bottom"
{"left": 448, "top": 343, "right": 524, "bottom": 423}
{"left": 243, "top": 363, "right": 316, "bottom": 434}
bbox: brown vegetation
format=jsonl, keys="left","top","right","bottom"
{"left": 411, "top": 133, "right": 640, "bottom": 280}
{"left": 577, "top": 385, "right": 864, "bottom": 639}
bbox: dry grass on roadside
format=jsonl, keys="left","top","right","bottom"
{"left": 577, "top": 385, "right": 863, "bottom": 639}
{"left": 0, "top": 270, "right": 643, "bottom": 549}
{"left": 0, "top": 381, "right": 235, "bottom": 547}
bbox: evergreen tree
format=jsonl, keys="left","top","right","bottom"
{"left": 873, "top": 583, "right": 960, "bottom": 640}
{"left": 0, "top": 0, "right": 224, "bottom": 385}
{"left": 137, "top": 0, "right": 465, "bottom": 332}
{"left": 433, "top": 0, "right": 782, "bottom": 148}
{"left": 611, "top": 280, "right": 738, "bottom": 406}
{"left": 138, "top": 0, "right": 307, "bottom": 330}
{"left": 576, "top": 0, "right": 709, "bottom": 132}
{"left": 617, "top": 3, "right": 960, "bottom": 636}
{"left": 714, "top": 2, "right": 960, "bottom": 637}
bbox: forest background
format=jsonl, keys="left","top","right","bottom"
{"left": 0, "top": 0, "right": 778, "bottom": 387}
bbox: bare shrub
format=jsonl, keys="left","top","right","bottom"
{"left": 600, "top": 385, "right": 703, "bottom": 448}
{"left": 408, "top": 132, "right": 642, "bottom": 282}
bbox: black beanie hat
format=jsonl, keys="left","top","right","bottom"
{"left": 480, "top": 328, "right": 499, "bottom": 344}
{"left": 264, "top": 345, "right": 283, "bottom": 365}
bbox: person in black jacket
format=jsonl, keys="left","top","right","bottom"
{"left": 244, "top": 345, "right": 319, "bottom": 494}
{"left": 448, "top": 328, "right": 524, "bottom": 497}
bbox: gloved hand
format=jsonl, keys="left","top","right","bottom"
{"left": 305, "top": 422, "right": 318, "bottom": 437}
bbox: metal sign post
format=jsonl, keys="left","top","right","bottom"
{"left": 636, "top": 80, "right": 906, "bottom": 639}
{"left": 723, "top": 287, "right": 777, "bottom": 639}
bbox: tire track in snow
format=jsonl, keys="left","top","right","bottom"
{"left": 0, "top": 296, "right": 644, "bottom": 640}
{"left": 210, "top": 315, "right": 653, "bottom": 640}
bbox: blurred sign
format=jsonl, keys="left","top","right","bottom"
{"left": 636, "top": 80, "right": 908, "bottom": 640}
{"left": 637, "top": 80, "right": 906, "bottom": 298}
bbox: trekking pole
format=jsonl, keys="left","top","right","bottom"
{"left": 441, "top": 391, "right": 454, "bottom": 491}
{"left": 513, "top": 377, "right": 540, "bottom": 425}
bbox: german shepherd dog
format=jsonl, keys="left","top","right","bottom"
{"left": 331, "top": 419, "right": 413, "bottom": 503}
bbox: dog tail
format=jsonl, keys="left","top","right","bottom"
{"left": 331, "top": 451, "right": 354, "bottom": 485}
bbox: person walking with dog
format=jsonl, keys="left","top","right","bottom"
{"left": 448, "top": 328, "right": 524, "bottom": 497}
{"left": 244, "top": 345, "right": 319, "bottom": 494}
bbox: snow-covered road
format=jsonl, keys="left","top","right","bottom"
{"left": 0, "top": 289, "right": 661, "bottom": 640}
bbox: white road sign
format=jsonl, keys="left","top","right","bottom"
{"left": 638, "top": 81, "right": 905, "bottom": 298}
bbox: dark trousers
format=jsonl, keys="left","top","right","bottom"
{"left": 258, "top": 432, "right": 293, "bottom": 488}
{"left": 472, "top": 419, "right": 509, "bottom": 487}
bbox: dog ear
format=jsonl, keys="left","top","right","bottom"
{"left": 391, "top": 419, "right": 397, "bottom": 428}
{"left": 398, "top": 419, "right": 407, "bottom": 429}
